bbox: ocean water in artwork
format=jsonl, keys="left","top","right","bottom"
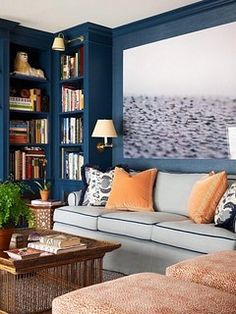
{"left": 123, "top": 96, "right": 236, "bottom": 159}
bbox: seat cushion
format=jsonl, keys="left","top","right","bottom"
{"left": 52, "top": 273, "right": 236, "bottom": 314}
{"left": 98, "top": 211, "right": 187, "bottom": 240}
{"left": 154, "top": 172, "right": 206, "bottom": 216}
{"left": 151, "top": 219, "right": 236, "bottom": 253}
{"left": 53, "top": 206, "right": 111, "bottom": 231}
{"left": 166, "top": 250, "right": 236, "bottom": 295}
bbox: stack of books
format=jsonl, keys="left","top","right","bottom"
{"left": 9, "top": 120, "right": 29, "bottom": 144}
{"left": 9, "top": 233, "right": 24, "bottom": 249}
{"left": 28, "top": 233, "right": 87, "bottom": 254}
{"left": 9, "top": 96, "right": 34, "bottom": 111}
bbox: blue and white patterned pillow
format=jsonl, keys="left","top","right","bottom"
{"left": 80, "top": 164, "right": 129, "bottom": 206}
{"left": 214, "top": 183, "right": 236, "bottom": 232}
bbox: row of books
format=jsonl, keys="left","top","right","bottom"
{"left": 10, "top": 147, "right": 46, "bottom": 180}
{"left": 61, "top": 47, "right": 84, "bottom": 80}
{"left": 61, "top": 86, "right": 84, "bottom": 112}
{"left": 5, "top": 233, "right": 87, "bottom": 260}
{"left": 62, "top": 149, "right": 84, "bottom": 180}
{"left": 10, "top": 88, "right": 49, "bottom": 112}
{"left": 10, "top": 119, "right": 48, "bottom": 144}
{"left": 61, "top": 117, "right": 83, "bottom": 144}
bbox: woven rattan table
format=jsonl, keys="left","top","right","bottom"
{"left": 0, "top": 229, "right": 121, "bottom": 314}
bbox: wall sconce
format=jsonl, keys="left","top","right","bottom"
{"left": 52, "top": 32, "right": 84, "bottom": 51}
{"left": 92, "top": 119, "right": 118, "bottom": 152}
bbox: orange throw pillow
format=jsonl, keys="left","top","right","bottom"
{"left": 105, "top": 167, "right": 157, "bottom": 212}
{"left": 188, "top": 171, "right": 228, "bottom": 224}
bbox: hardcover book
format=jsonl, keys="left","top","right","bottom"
{"left": 4, "top": 247, "right": 43, "bottom": 260}
{"left": 31, "top": 199, "right": 63, "bottom": 206}
{"left": 39, "top": 234, "right": 81, "bottom": 248}
{"left": 28, "top": 241, "right": 87, "bottom": 254}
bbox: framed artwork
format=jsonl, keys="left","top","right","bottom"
{"left": 123, "top": 21, "right": 236, "bottom": 159}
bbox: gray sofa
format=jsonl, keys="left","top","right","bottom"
{"left": 53, "top": 171, "right": 236, "bottom": 274}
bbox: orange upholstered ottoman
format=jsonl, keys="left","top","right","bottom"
{"left": 166, "top": 250, "right": 236, "bottom": 295}
{"left": 52, "top": 272, "right": 236, "bottom": 314}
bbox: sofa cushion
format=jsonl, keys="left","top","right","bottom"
{"left": 98, "top": 211, "right": 187, "bottom": 240}
{"left": 151, "top": 219, "right": 236, "bottom": 253}
{"left": 214, "top": 182, "right": 236, "bottom": 232}
{"left": 154, "top": 172, "right": 206, "bottom": 216}
{"left": 188, "top": 171, "right": 228, "bottom": 224}
{"left": 106, "top": 167, "right": 157, "bottom": 212}
{"left": 53, "top": 206, "right": 111, "bottom": 231}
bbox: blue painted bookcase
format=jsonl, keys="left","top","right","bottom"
{"left": 0, "top": 20, "right": 112, "bottom": 200}
{"left": 52, "top": 23, "right": 112, "bottom": 199}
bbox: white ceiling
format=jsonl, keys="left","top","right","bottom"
{"left": 0, "top": 0, "right": 201, "bottom": 33}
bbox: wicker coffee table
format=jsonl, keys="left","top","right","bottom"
{"left": 0, "top": 229, "right": 121, "bottom": 314}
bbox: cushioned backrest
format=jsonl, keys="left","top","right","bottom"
{"left": 154, "top": 172, "right": 206, "bottom": 216}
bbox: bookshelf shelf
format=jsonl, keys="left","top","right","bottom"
{"left": 59, "top": 110, "right": 83, "bottom": 117}
{"left": 59, "top": 143, "right": 83, "bottom": 148}
{"left": 60, "top": 76, "right": 84, "bottom": 85}
{"left": 10, "top": 143, "right": 49, "bottom": 147}
{"left": 10, "top": 110, "right": 49, "bottom": 116}
{"left": 10, "top": 73, "right": 48, "bottom": 83}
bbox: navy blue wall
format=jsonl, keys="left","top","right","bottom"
{"left": 112, "top": 0, "right": 236, "bottom": 173}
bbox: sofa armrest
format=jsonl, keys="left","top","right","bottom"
{"left": 68, "top": 190, "right": 82, "bottom": 206}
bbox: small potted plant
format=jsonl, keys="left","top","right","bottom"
{"left": 35, "top": 158, "right": 51, "bottom": 201}
{"left": 35, "top": 180, "right": 51, "bottom": 201}
{"left": 0, "top": 181, "right": 32, "bottom": 249}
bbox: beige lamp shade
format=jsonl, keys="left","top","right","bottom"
{"left": 92, "top": 120, "right": 117, "bottom": 138}
{"left": 52, "top": 33, "right": 84, "bottom": 51}
{"left": 52, "top": 35, "right": 65, "bottom": 51}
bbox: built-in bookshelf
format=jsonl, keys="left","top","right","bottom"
{"left": 59, "top": 45, "right": 84, "bottom": 182}
{"left": 0, "top": 20, "right": 112, "bottom": 199}
{"left": 8, "top": 41, "right": 51, "bottom": 185}
{"left": 53, "top": 24, "right": 113, "bottom": 199}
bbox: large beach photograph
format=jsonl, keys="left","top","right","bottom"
{"left": 123, "top": 22, "right": 236, "bottom": 159}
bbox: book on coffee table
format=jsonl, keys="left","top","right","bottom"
{"left": 4, "top": 247, "right": 44, "bottom": 260}
{"left": 39, "top": 233, "right": 81, "bottom": 248}
{"left": 30, "top": 199, "right": 63, "bottom": 206}
{"left": 28, "top": 241, "right": 87, "bottom": 254}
